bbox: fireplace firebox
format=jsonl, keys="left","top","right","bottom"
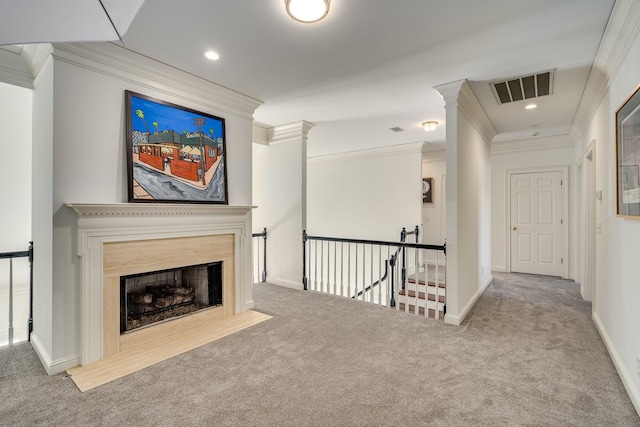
{"left": 120, "top": 262, "right": 222, "bottom": 333}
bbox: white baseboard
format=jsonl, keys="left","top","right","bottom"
{"left": 30, "top": 333, "right": 81, "bottom": 375}
{"left": 491, "top": 266, "right": 507, "bottom": 272}
{"left": 593, "top": 313, "right": 640, "bottom": 417}
{"left": 267, "top": 277, "right": 304, "bottom": 291}
{"left": 444, "top": 275, "right": 493, "bottom": 326}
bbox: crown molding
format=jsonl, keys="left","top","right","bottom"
{"left": 51, "top": 42, "right": 263, "bottom": 119}
{"left": 22, "top": 43, "right": 52, "bottom": 82}
{"left": 572, "top": 0, "right": 640, "bottom": 135}
{"left": 252, "top": 123, "right": 269, "bottom": 145}
{"left": 434, "top": 79, "right": 497, "bottom": 143}
{"left": 491, "top": 135, "right": 575, "bottom": 155}
{"left": 267, "top": 121, "right": 316, "bottom": 143}
{"left": 422, "top": 149, "right": 446, "bottom": 163}
{"left": 458, "top": 80, "right": 497, "bottom": 143}
{"left": 0, "top": 48, "right": 34, "bottom": 89}
{"left": 308, "top": 141, "right": 423, "bottom": 166}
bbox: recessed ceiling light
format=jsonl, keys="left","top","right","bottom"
{"left": 205, "top": 51, "right": 220, "bottom": 61}
{"left": 525, "top": 103, "right": 537, "bottom": 110}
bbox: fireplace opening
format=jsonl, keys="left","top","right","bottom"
{"left": 120, "top": 262, "right": 222, "bottom": 333}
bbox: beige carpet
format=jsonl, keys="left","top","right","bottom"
{"left": 1, "top": 272, "right": 638, "bottom": 426}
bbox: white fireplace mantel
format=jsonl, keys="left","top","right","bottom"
{"left": 67, "top": 203, "right": 255, "bottom": 366}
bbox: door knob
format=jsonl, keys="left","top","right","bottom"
{"left": 512, "top": 226, "right": 517, "bottom": 230}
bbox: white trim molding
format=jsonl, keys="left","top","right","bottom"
{"left": 572, "top": 0, "right": 640, "bottom": 135}
{"left": 593, "top": 313, "right": 640, "bottom": 416}
{"left": 444, "top": 275, "right": 492, "bottom": 326}
{"left": 504, "top": 166, "right": 570, "bottom": 279}
{"left": 267, "top": 121, "right": 316, "bottom": 143}
{"left": 31, "top": 333, "right": 81, "bottom": 375}
{"left": 434, "top": 79, "right": 497, "bottom": 143}
{"left": 491, "top": 135, "right": 575, "bottom": 155}
{"left": 51, "top": 42, "right": 263, "bottom": 120}
{"left": 308, "top": 141, "right": 424, "bottom": 167}
{"left": 0, "top": 48, "right": 34, "bottom": 89}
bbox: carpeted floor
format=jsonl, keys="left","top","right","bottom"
{"left": 1, "top": 272, "right": 638, "bottom": 426}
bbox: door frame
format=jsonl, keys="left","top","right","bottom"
{"left": 505, "top": 166, "right": 569, "bottom": 279}
{"left": 582, "top": 141, "right": 596, "bottom": 304}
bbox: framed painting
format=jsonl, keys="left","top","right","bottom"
{"left": 616, "top": 84, "right": 640, "bottom": 217}
{"left": 125, "top": 90, "right": 228, "bottom": 204}
{"left": 423, "top": 177, "right": 434, "bottom": 204}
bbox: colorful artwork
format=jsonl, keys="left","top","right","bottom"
{"left": 125, "top": 91, "right": 228, "bottom": 204}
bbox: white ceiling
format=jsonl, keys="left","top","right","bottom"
{"left": 0, "top": 0, "right": 616, "bottom": 157}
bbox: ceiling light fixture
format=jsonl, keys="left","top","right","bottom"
{"left": 525, "top": 103, "right": 537, "bottom": 110}
{"left": 422, "top": 121, "right": 438, "bottom": 132}
{"left": 285, "top": 0, "right": 330, "bottom": 23}
{"left": 205, "top": 51, "right": 220, "bottom": 60}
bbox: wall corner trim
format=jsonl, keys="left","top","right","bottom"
{"left": 31, "top": 333, "right": 81, "bottom": 375}
{"left": 267, "top": 121, "right": 316, "bottom": 143}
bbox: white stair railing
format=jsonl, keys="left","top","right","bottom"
{"left": 302, "top": 229, "right": 446, "bottom": 319}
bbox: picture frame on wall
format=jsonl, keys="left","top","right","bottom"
{"left": 423, "top": 177, "right": 434, "bottom": 204}
{"left": 615, "top": 84, "right": 640, "bottom": 217}
{"left": 125, "top": 90, "right": 228, "bottom": 204}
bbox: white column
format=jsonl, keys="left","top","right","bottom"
{"left": 434, "top": 80, "right": 495, "bottom": 325}
{"left": 253, "top": 121, "right": 315, "bottom": 289}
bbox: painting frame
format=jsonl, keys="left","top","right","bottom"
{"left": 423, "top": 177, "right": 434, "bottom": 204}
{"left": 615, "top": 84, "right": 640, "bottom": 218}
{"left": 125, "top": 90, "right": 229, "bottom": 204}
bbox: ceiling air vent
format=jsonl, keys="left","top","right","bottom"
{"left": 389, "top": 127, "right": 404, "bottom": 133}
{"left": 491, "top": 70, "right": 553, "bottom": 105}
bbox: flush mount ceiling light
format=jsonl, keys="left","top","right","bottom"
{"left": 525, "top": 103, "right": 537, "bottom": 110}
{"left": 285, "top": 0, "right": 330, "bottom": 23}
{"left": 422, "top": 121, "right": 438, "bottom": 132}
{"left": 205, "top": 50, "right": 220, "bottom": 60}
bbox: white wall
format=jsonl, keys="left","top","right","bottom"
{"left": 576, "top": 25, "right": 640, "bottom": 413}
{"left": 421, "top": 152, "right": 446, "bottom": 245}
{"left": 253, "top": 128, "right": 307, "bottom": 289}
{"left": 307, "top": 143, "right": 423, "bottom": 242}
{"left": 491, "top": 136, "right": 576, "bottom": 277}
{"left": 0, "top": 82, "right": 32, "bottom": 345}
{"left": 31, "top": 56, "right": 54, "bottom": 362}
{"left": 455, "top": 113, "right": 492, "bottom": 318}
{"left": 30, "top": 42, "right": 258, "bottom": 371}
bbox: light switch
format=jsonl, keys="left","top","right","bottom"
{"left": 596, "top": 222, "right": 602, "bottom": 234}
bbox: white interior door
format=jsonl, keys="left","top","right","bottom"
{"left": 510, "top": 171, "right": 563, "bottom": 276}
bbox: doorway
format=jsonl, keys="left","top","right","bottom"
{"left": 508, "top": 167, "right": 568, "bottom": 278}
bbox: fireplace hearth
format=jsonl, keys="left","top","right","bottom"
{"left": 120, "top": 262, "right": 222, "bottom": 333}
